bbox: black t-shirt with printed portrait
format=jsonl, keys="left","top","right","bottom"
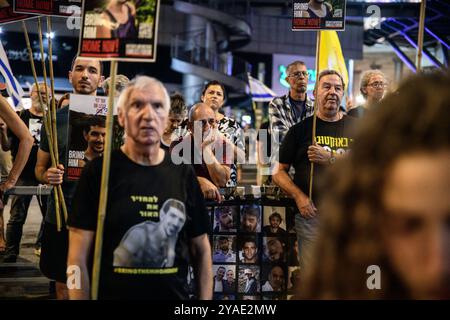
{"left": 279, "top": 115, "right": 357, "bottom": 201}
{"left": 68, "top": 149, "right": 210, "bottom": 300}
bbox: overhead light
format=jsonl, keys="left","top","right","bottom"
{"left": 0, "top": 27, "right": 3, "bottom": 34}
{"left": 45, "top": 32, "right": 55, "bottom": 39}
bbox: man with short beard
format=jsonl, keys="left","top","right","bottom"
{"left": 3, "top": 82, "right": 49, "bottom": 262}
{"left": 35, "top": 57, "right": 104, "bottom": 299}
{"left": 273, "top": 70, "right": 358, "bottom": 274}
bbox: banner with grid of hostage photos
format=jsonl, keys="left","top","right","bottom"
{"left": 187, "top": 199, "right": 300, "bottom": 300}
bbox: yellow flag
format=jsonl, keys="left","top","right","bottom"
{"left": 318, "top": 31, "right": 348, "bottom": 89}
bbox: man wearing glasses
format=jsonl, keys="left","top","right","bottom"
{"left": 170, "top": 103, "right": 233, "bottom": 200}
{"left": 349, "top": 70, "right": 387, "bottom": 118}
{"left": 269, "top": 61, "right": 314, "bottom": 174}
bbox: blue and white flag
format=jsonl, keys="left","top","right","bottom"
{"left": 247, "top": 74, "right": 277, "bottom": 102}
{"left": 0, "top": 41, "right": 24, "bottom": 109}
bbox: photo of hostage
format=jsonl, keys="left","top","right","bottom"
{"left": 113, "top": 198, "right": 186, "bottom": 268}
{"left": 96, "top": 0, "right": 138, "bottom": 39}
{"left": 213, "top": 206, "right": 237, "bottom": 233}
{"left": 212, "top": 235, "right": 236, "bottom": 263}
{"left": 77, "top": 116, "right": 106, "bottom": 168}
{"left": 240, "top": 204, "right": 261, "bottom": 233}
{"left": 239, "top": 236, "right": 259, "bottom": 264}
{"left": 262, "top": 209, "right": 287, "bottom": 235}
{"left": 262, "top": 265, "right": 286, "bottom": 292}
{"left": 239, "top": 267, "right": 259, "bottom": 294}
{"left": 263, "top": 236, "right": 286, "bottom": 263}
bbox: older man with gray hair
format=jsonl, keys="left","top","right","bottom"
{"left": 273, "top": 70, "right": 358, "bottom": 274}
{"left": 67, "top": 76, "right": 212, "bottom": 300}
{"left": 348, "top": 69, "right": 387, "bottom": 118}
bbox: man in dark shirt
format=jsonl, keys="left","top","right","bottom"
{"left": 35, "top": 56, "right": 104, "bottom": 299}
{"left": 273, "top": 70, "right": 357, "bottom": 273}
{"left": 67, "top": 76, "right": 212, "bottom": 300}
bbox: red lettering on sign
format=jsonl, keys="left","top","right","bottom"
{"left": 82, "top": 40, "right": 102, "bottom": 53}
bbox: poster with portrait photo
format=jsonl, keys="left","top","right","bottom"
{"left": 67, "top": 94, "right": 119, "bottom": 181}
{"left": 238, "top": 235, "right": 260, "bottom": 265}
{"left": 212, "top": 235, "right": 236, "bottom": 264}
{"left": 239, "top": 204, "right": 261, "bottom": 233}
{"left": 13, "top": 0, "right": 81, "bottom": 17}
{"left": 213, "top": 206, "right": 238, "bottom": 233}
{"left": 213, "top": 265, "right": 236, "bottom": 294}
{"left": 0, "top": 0, "right": 33, "bottom": 24}
{"left": 263, "top": 206, "right": 287, "bottom": 236}
{"left": 262, "top": 236, "right": 287, "bottom": 264}
{"left": 238, "top": 265, "right": 260, "bottom": 294}
{"left": 78, "top": 0, "right": 160, "bottom": 62}
{"left": 292, "top": 0, "right": 346, "bottom": 30}
{"left": 261, "top": 264, "right": 286, "bottom": 293}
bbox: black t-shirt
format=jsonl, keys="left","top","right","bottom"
{"left": 9, "top": 109, "right": 43, "bottom": 181}
{"left": 279, "top": 115, "right": 357, "bottom": 201}
{"left": 347, "top": 106, "right": 367, "bottom": 118}
{"left": 68, "top": 149, "right": 210, "bottom": 300}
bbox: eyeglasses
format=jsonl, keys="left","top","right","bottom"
{"left": 197, "top": 118, "right": 217, "bottom": 127}
{"left": 368, "top": 82, "right": 387, "bottom": 89}
{"left": 288, "top": 71, "right": 309, "bottom": 79}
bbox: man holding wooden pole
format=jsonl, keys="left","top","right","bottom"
{"left": 35, "top": 56, "right": 104, "bottom": 299}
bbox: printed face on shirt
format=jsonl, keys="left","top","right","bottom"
{"left": 119, "top": 84, "right": 169, "bottom": 147}
{"left": 381, "top": 151, "right": 450, "bottom": 299}
{"left": 163, "top": 206, "right": 186, "bottom": 237}
{"left": 69, "top": 58, "right": 103, "bottom": 95}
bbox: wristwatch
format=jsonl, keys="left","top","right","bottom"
{"left": 329, "top": 150, "right": 336, "bottom": 164}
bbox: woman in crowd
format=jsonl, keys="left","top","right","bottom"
{"left": 199, "top": 80, "right": 245, "bottom": 187}
{"left": 0, "top": 96, "right": 33, "bottom": 253}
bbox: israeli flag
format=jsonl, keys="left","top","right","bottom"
{"left": 0, "top": 42, "right": 24, "bottom": 109}
{"left": 247, "top": 74, "right": 277, "bottom": 102}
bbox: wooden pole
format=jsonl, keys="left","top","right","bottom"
{"left": 309, "top": 31, "right": 321, "bottom": 199}
{"left": 91, "top": 60, "right": 118, "bottom": 300}
{"left": 47, "top": 17, "right": 68, "bottom": 223}
{"left": 22, "top": 21, "right": 62, "bottom": 231}
{"left": 416, "top": 0, "right": 427, "bottom": 71}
